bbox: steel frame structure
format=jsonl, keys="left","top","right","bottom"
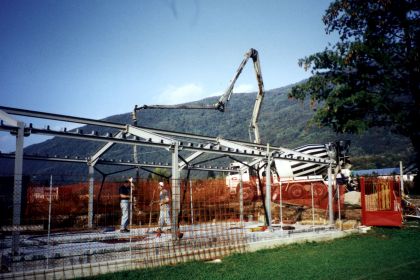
{"left": 0, "top": 106, "right": 335, "bottom": 251}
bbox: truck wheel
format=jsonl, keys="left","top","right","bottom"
{"left": 288, "top": 184, "right": 304, "bottom": 199}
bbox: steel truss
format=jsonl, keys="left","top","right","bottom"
{"left": 0, "top": 106, "right": 335, "bottom": 247}
{"left": 0, "top": 106, "right": 333, "bottom": 167}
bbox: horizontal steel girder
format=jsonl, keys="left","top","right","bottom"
{"left": 0, "top": 106, "right": 276, "bottom": 150}
{"left": 0, "top": 106, "right": 333, "bottom": 166}
{"left": 0, "top": 152, "right": 234, "bottom": 172}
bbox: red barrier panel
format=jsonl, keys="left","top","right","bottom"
{"left": 361, "top": 177, "right": 402, "bottom": 227}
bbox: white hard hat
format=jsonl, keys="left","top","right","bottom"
{"left": 159, "top": 182, "right": 164, "bottom": 186}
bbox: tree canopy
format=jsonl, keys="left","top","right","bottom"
{"left": 290, "top": 0, "right": 420, "bottom": 176}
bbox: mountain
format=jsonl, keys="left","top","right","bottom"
{"left": 0, "top": 84, "right": 414, "bottom": 178}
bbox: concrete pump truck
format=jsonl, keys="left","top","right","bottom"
{"left": 132, "top": 48, "right": 351, "bottom": 206}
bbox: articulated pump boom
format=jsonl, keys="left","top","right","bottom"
{"left": 132, "top": 48, "right": 265, "bottom": 144}
{"left": 131, "top": 49, "right": 351, "bottom": 210}
{"left": 131, "top": 48, "right": 350, "bottom": 177}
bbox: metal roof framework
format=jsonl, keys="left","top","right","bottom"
{"left": 0, "top": 106, "right": 333, "bottom": 167}
{"left": 0, "top": 106, "right": 335, "bottom": 249}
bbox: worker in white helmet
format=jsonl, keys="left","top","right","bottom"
{"left": 157, "top": 181, "right": 170, "bottom": 232}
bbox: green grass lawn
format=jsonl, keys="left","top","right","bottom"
{"left": 87, "top": 223, "right": 420, "bottom": 280}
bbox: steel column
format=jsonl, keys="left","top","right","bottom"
{"left": 328, "top": 164, "right": 334, "bottom": 225}
{"left": 12, "top": 121, "right": 24, "bottom": 256}
{"left": 265, "top": 144, "right": 271, "bottom": 226}
{"left": 171, "top": 142, "right": 180, "bottom": 239}
{"left": 88, "top": 165, "right": 94, "bottom": 228}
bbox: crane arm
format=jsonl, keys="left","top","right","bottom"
{"left": 132, "top": 48, "right": 265, "bottom": 143}
{"left": 248, "top": 49, "right": 264, "bottom": 144}
{"left": 214, "top": 48, "right": 259, "bottom": 111}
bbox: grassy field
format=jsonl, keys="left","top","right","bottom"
{"left": 87, "top": 224, "right": 420, "bottom": 280}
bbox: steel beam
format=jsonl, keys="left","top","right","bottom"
{"left": 126, "top": 125, "right": 175, "bottom": 145}
{"left": 88, "top": 131, "right": 124, "bottom": 166}
{"left": 13, "top": 126, "right": 271, "bottom": 159}
{"left": 0, "top": 108, "right": 334, "bottom": 166}
{"left": 0, "top": 153, "right": 234, "bottom": 172}
{"left": 178, "top": 144, "right": 219, "bottom": 170}
{"left": 0, "top": 106, "right": 125, "bottom": 129}
{"left": 0, "top": 109, "right": 18, "bottom": 127}
{"left": 217, "top": 138, "right": 265, "bottom": 156}
{"left": 0, "top": 106, "right": 308, "bottom": 152}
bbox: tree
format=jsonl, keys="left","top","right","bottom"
{"left": 289, "top": 0, "right": 420, "bottom": 183}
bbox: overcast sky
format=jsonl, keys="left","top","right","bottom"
{"left": 0, "top": 0, "right": 336, "bottom": 152}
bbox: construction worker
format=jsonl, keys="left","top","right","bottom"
{"left": 157, "top": 181, "right": 170, "bottom": 232}
{"left": 119, "top": 178, "right": 133, "bottom": 232}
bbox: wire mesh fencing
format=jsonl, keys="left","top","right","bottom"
{"left": 0, "top": 174, "right": 344, "bottom": 279}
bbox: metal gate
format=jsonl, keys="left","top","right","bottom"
{"left": 360, "top": 177, "right": 402, "bottom": 227}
